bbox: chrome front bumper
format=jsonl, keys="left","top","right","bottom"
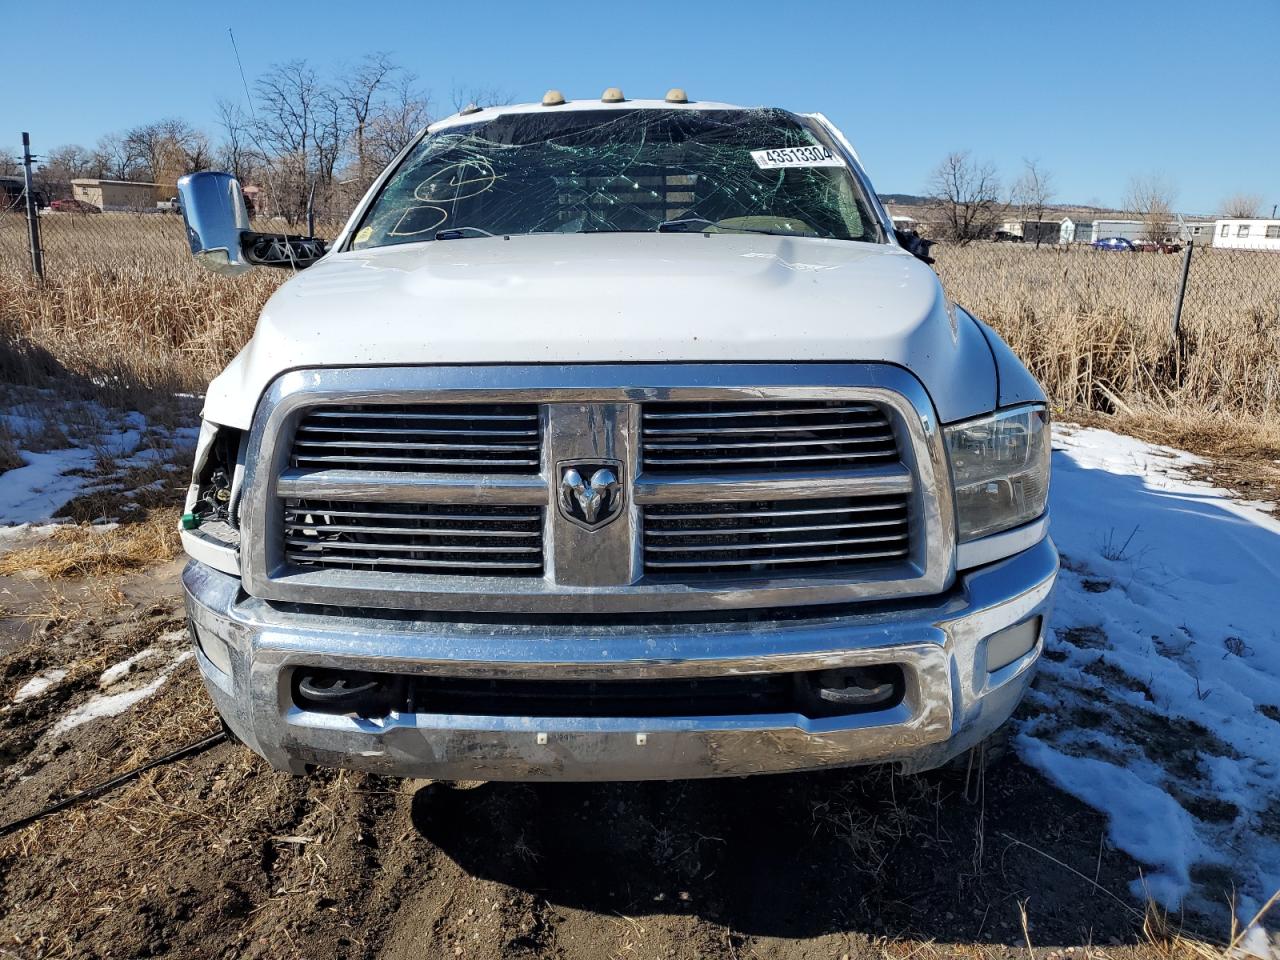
{"left": 183, "top": 537, "right": 1057, "bottom": 781}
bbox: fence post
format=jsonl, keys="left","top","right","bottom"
{"left": 1171, "top": 238, "right": 1193, "bottom": 342}
{"left": 21, "top": 131, "right": 44, "bottom": 280}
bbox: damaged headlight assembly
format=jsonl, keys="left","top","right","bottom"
{"left": 944, "top": 405, "right": 1050, "bottom": 542}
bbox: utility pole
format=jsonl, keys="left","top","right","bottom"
{"left": 21, "top": 132, "right": 44, "bottom": 279}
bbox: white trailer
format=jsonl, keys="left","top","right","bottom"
{"left": 1212, "top": 219, "right": 1280, "bottom": 251}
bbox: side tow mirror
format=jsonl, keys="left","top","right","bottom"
{"left": 177, "top": 172, "right": 327, "bottom": 276}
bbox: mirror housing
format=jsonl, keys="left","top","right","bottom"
{"left": 177, "top": 171, "right": 327, "bottom": 275}
{"left": 894, "top": 227, "right": 936, "bottom": 265}
{"left": 177, "top": 172, "right": 253, "bottom": 275}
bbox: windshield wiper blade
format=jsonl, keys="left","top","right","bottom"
{"left": 656, "top": 218, "right": 794, "bottom": 237}
{"left": 435, "top": 226, "right": 496, "bottom": 240}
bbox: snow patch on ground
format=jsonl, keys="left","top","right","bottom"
{"left": 0, "top": 393, "right": 198, "bottom": 527}
{"left": 51, "top": 650, "right": 192, "bottom": 735}
{"left": 12, "top": 669, "right": 68, "bottom": 703}
{"left": 1020, "top": 425, "right": 1280, "bottom": 938}
{"left": 0, "top": 448, "right": 98, "bottom": 526}
{"left": 98, "top": 647, "right": 164, "bottom": 689}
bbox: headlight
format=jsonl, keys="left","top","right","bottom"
{"left": 945, "top": 405, "right": 1050, "bottom": 542}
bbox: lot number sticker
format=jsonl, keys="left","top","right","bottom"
{"left": 750, "top": 146, "right": 846, "bottom": 169}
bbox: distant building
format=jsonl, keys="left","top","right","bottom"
{"left": 1060, "top": 217, "right": 1215, "bottom": 246}
{"left": 1212, "top": 218, "right": 1280, "bottom": 251}
{"left": 70, "top": 178, "right": 165, "bottom": 212}
{"left": 1177, "top": 221, "right": 1217, "bottom": 245}
{"left": 1059, "top": 218, "right": 1093, "bottom": 244}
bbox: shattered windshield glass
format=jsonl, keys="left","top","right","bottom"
{"left": 350, "top": 108, "right": 885, "bottom": 249}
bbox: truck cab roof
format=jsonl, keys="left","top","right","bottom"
{"left": 430, "top": 96, "right": 760, "bottom": 133}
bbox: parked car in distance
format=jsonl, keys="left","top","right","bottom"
{"left": 1091, "top": 237, "right": 1135, "bottom": 252}
{"left": 50, "top": 197, "right": 100, "bottom": 213}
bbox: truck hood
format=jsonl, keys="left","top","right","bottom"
{"left": 203, "top": 232, "right": 996, "bottom": 428}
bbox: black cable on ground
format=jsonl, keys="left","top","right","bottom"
{"left": 0, "top": 731, "right": 227, "bottom": 839}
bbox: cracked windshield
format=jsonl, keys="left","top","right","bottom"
{"left": 350, "top": 108, "right": 885, "bottom": 249}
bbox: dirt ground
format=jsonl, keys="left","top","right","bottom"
{"left": 0, "top": 548, "right": 1241, "bottom": 960}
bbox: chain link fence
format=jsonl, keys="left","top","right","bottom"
{"left": 0, "top": 206, "right": 349, "bottom": 274}
{"left": 5, "top": 204, "right": 1275, "bottom": 357}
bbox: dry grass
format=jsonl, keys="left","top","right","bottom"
{"left": 0, "top": 511, "right": 179, "bottom": 579}
{"left": 934, "top": 244, "right": 1280, "bottom": 429}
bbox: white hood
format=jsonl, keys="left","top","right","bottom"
{"left": 203, "top": 232, "right": 997, "bottom": 428}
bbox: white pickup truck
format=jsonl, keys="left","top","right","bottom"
{"left": 176, "top": 91, "right": 1056, "bottom": 781}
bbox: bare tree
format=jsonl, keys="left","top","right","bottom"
{"left": 253, "top": 59, "right": 349, "bottom": 223}
{"left": 450, "top": 83, "right": 514, "bottom": 112}
{"left": 36, "top": 144, "right": 97, "bottom": 198}
{"left": 215, "top": 100, "right": 259, "bottom": 183}
{"left": 1219, "top": 192, "right": 1262, "bottom": 218}
{"left": 92, "top": 132, "right": 145, "bottom": 181}
{"left": 928, "top": 151, "right": 1002, "bottom": 244}
{"left": 365, "top": 72, "right": 432, "bottom": 168}
{"left": 0, "top": 153, "right": 22, "bottom": 178}
{"left": 341, "top": 52, "right": 397, "bottom": 185}
{"left": 122, "top": 118, "right": 205, "bottom": 186}
{"left": 1010, "top": 158, "right": 1055, "bottom": 247}
{"left": 1123, "top": 173, "right": 1178, "bottom": 243}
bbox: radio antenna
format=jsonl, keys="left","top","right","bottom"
{"left": 228, "top": 28, "right": 256, "bottom": 120}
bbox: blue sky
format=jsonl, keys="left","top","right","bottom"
{"left": 8, "top": 0, "right": 1278, "bottom": 214}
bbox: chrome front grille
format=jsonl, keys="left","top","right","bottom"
{"left": 283, "top": 499, "right": 544, "bottom": 576}
{"left": 243, "top": 365, "right": 954, "bottom": 614}
{"left": 290, "top": 403, "right": 541, "bottom": 474}
{"left": 642, "top": 495, "right": 910, "bottom": 575}
{"left": 641, "top": 400, "right": 898, "bottom": 473}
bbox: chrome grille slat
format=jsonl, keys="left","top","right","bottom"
{"left": 645, "top": 518, "right": 906, "bottom": 537}
{"left": 283, "top": 553, "right": 544, "bottom": 571}
{"left": 307, "top": 410, "right": 538, "bottom": 422}
{"left": 644, "top": 435, "right": 895, "bottom": 450}
{"left": 644, "top": 421, "right": 888, "bottom": 436}
{"left": 285, "top": 538, "right": 542, "bottom": 554}
{"left": 298, "top": 426, "right": 540, "bottom": 437}
{"left": 281, "top": 506, "right": 540, "bottom": 523}
{"left": 290, "top": 403, "right": 542, "bottom": 475}
{"left": 644, "top": 549, "right": 909, "bottom": 570}
{"left": 640, "top": 400, "right": 899, "bottom": 474}
{"left": 643, "top": 450, "right": 895, "bottom": 466}
{"left": 293, "top": 455, "right": 536, "bottom": 467}
{"left": 643, "top": 404, "right": 880, "bottom": 420}
{"left": 646, "top": 533, "right": 907, "bottom": 552}
{"left": 286, "top": 523, "right": 540, "bottom": 538}
{"left": 294, "top": 440, "right": 540, "bottom": 452}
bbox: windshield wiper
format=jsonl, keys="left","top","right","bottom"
{"left": 435, "top": 226, "right": 496, "bottom": 240}
{"left": 656, "top": 217, "right": 802, "bottom": 238}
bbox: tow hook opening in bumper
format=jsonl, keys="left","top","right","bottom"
{"left": 290, "top": 664, "right": 906, "bottom": 722}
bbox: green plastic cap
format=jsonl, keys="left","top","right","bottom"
{"left": 180, "top": 512, "right": 200, "bottom": 530}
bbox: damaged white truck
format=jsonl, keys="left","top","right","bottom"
{"left": 176, "top": 91, "right": 1056, "bottom": 781}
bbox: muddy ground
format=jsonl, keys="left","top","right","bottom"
{"left": 0, "top": 544, "right": 1235, "bottom": 960}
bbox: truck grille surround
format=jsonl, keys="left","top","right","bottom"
{"left": 240, "top": 365, "right": 955, "bottom": 615}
